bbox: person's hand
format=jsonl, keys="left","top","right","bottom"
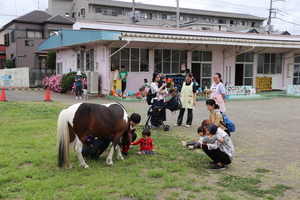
{"left": 152, "top": 149, "right": 155, "bottom": 152}
{"left": 163, "top": 83, "right": 167, "bottom": 87}
{"left": 193, "top": 101, "right": 196, "bottom": 106}
{"left": 202, "top": 142, "right": 207, "bottom": 146}
{"left": 208, "top": 90, "right": 212, "bottom": 93}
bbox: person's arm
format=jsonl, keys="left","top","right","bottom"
{"left": 207, "top": 141, "right": 219, "bottom": 150}
{"left": 131, "top": 138, "right": 141, "bottom": 145}
{"left": 217, "top": 135, "right": 224, "bottom": 143}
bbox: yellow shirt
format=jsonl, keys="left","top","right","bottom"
{"left": 209, "top": 110, "right": 226, "bottom": 130}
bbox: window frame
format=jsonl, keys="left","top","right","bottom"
{"left": 110, "top": 48, "right": 149, "bottom": 72}
{"left": 257, "top": 53, "right": 283, "bottom": 74}
{"left": 154, "top": 49, "right": 187, "bottom": 74}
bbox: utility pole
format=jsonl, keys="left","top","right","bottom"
{"left": 267, "top": 0, "right": 285, "bottom": 33}
{"left": 131, "top": 0, "right": 136, "bottom": 24}
{"left": 176, "top": 0, "right": 180, "bottom": 28}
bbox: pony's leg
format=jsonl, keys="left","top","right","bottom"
{"left": 117, "top": 145, "right": 124, "bottom": 160}
{"left": 74, "top": 136, "right": 89, "bottom": 169}
{"left": 106, "top": 146, "right": 115, "bottom": 165}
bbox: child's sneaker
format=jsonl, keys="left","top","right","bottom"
{"left": 188, "top": 145, "right": 194, "bottom": 150}
{"left": 181, "top": 141, "right": 187, "bottom": 146}
{"left": 211, "top": 165, "right": 225, "bottom": 170}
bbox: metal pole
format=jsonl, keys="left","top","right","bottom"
{"left": 132, "top": 0, "right": 135, "bottom": 24}
{"left": 267, "top": 0, "right": 272, "bottom": 27}
{"left": 176, "top": 0, "right": 179, "bottom": 28}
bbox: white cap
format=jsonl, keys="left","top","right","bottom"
{"left": 77, "top": 71, "right": 82, "bottom": 75}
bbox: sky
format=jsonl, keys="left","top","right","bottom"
{"left": 1, "top": 0, "right": 300, "bottom": 34}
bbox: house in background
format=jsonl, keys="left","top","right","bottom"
{"left": 0, "top": 29, "right": 5, "bottom": 69}
{"left": 38, "top": 22, "right": 300, "bottom": 95}
{"left": 46, "top": 0, "right": 266, "bottom": 33}
{"left": 2, "top": 10, "right": 74, "bottom": 86}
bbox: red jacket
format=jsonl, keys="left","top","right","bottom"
{"left": 132, "top": 138, "right": 154, "bottom": 151}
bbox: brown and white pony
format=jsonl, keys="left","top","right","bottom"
{"left": 57, "top": 102, "right": 130, "bottom": 169}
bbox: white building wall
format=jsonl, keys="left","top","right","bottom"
{"left": 56, "top": 49, "right": 77, "bottom": 74}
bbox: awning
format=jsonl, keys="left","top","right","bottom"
{"left": 38, "top": 29, "right": 121, "bottom": 51}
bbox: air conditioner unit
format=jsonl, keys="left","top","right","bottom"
{"left": 86, "top": 71, "right": 98, "bottom": 94}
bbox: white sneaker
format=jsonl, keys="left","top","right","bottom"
{"left": 186, "top": 125, "right": 191, "bottom": 128}
{"left": 188, "top": 145, "right": 194, "bottom": 150}
{"left": 174, "top": 124, "right": 178, "bottom": 126}
{"left": 79, "top": 97, "right": 82, "bottom": 100}
{"left": 181, "top": 141, "right": 187, "bottom": 146}
{"left": 75, "top": 97, "right": 78, "bottom": 100}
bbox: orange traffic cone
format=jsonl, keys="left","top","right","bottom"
{"left": 0, "top": 87, "right": 7, "bottom": 101}
{"left": 44, "top": 87, "right": 52, "bottom": 101}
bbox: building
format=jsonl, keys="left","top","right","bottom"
{"left": 0, "top": 29, "right": 6, "bottom": 69}
{"left": 2, "top": 10, "right": 74, "bottom": 86}
{"left": 46, "top": 0, "right": 266, "bottom": 33}
{"left": 38, "top": 22, "right": 300, "bottom": 94}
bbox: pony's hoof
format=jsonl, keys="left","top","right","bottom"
{"left": 79, "top": 164, "right": 89, "bottom": 169}
{"left": 118, "top": 156, "right": 124, "bottom": 160}
{"left": 107, "top": 161, "right": 114, "bottom": 165}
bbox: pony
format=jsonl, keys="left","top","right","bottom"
{"left": 57, "top": 102, "right": 130, "bottom": 169}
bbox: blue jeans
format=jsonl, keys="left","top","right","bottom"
{"left": 141, "top": 150, "right": 156, "bottom": 155}
{"left": 75, "top": 86, "right": 82, "bottom": 96}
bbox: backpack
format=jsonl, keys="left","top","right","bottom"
{"left": 215, "top": 111, "right": 235, "bottom": 132}
{"left": 146, "top": 92, "right": 156, "bottom": 105}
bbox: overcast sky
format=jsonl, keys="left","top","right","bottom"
{"left": 1, "top": 0, "right": 300, "bottom": 34}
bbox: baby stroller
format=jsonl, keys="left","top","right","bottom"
{"left": 144, "top": 93, "right": 181, "bottom": 131}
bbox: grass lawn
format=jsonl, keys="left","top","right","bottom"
{"left": 0, "top": 102, "right": 292, "bottom": 200}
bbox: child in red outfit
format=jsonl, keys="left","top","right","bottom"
{"left": 131, "top": 129, "right": 156, "bottom": 155}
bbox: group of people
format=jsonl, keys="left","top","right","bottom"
{"left": 79, "top": 69, "right": 233, "bottom": 170}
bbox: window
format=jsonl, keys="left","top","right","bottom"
{"left": 154, "top": 49, "right": 187, "bottom": 74}
{"left": 25, "top": 40, "right": 34, "bottom": 46}
{"left": 27, "top": 30, "right": 42, "bottom": 39}
{"left": 251, "top": 22, "right": 259, "bottom": 27}
{"left": 141, "top": 13, "right": 152, "bottom": 19}
{"left": 257, "top": 53, "right": 282, "bottom": 74}
{"left": 95, "top": 8, "right": 102, "bottom": 13}
{"left": 162, "top": 14, "right": 184, "bottom": 21}
{"left": 101, "top": 9, "right": 121, "bottom": 16}
{"left": 190, "top": 17, "right": 198, "bottom": 22}
{"left": 202, "top": 18, "right": 210, "bottom": 22}
{"left": 72, "top": 11, "right": 76, "bottom": 18}
{"left": 111, "top": 48, "right": 149, "bottom": 72}
{"left": 218, "top": 19, "right": 227, "bottom": 24}
{"left": 192, "top": 50, "right": 212, "bottom": 62}
{"left": 241, "top": 21, "right": 248, "bottom": 26}
{"left": 81, "top": 8, "right": 85, "bottom": 16}
{"left": 4, "top": 33, "right": 10, "bottom": 46}
{"left": 11, "top": 31, "right": 16, "bottom": 43}
{"left": 230, "top": 20, "right": 237, "bottom": 26}
{"left": 57, "top": 62, "right": 63, "bottom": 75}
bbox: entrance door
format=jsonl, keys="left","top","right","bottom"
{"left": 235, "top": 64, "right": 244, "bottom": 86}
{"left": 191, "top": 63, "right": 201, "bottom": 84}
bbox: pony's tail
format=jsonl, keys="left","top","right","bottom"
{"left": 57, "top": 109, "right": 70, "bottom": 169}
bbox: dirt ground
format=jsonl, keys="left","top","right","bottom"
{"left": 5, "top": 90, "right": 300, "bottom": 199}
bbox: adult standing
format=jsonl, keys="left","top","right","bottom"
{"left": 175, "top": 73, "right": 197, "bottom": 127}
{"left": 119, "top": 66, "right": 128, "bottom": 98}
{"left": 201, "top": 120, "right": 234, "bottom": 170}
{"left": 210, "top": 73, "right": 226, "bottom": 112}
{"left": 150, "top": 73, "right": 167, "bottom": 127}
{"left": 75, "top": 71, "right": 83, "bottom": 100}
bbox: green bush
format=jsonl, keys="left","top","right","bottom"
{"left": 60, "top": 72, "right": 86, "bottom": 93}
{"left": 46, "top": 51, "right": 56, "bottom": 69}
{"left": 3, "top": 60, "right": 14, "bottom": 68}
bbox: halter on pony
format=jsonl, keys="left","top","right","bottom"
{"left": 57, "top": 102, "right": 131, "bottom": 169}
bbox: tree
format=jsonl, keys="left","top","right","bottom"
{"left": 3, "top": 60, "right": 14, "bottom": 68}
{"left": 46, "top": 51, "right": 56, "bottom": 69}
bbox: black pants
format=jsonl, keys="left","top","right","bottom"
{"left": 132, "top": 132, "right": 137, "bottom": 142}
{"left": 202, "top": 144, "right": 231, "bottom": 165}
{"left": 121, "top": 81, "right": 127, "bottom": 93}
{"left": 75, "top": 86, "right": 82, "bottom": 96}
{"left": 82, "top": 138, "right": 111, "bottom": 158}
{"left": 177, "top": 108, "right": 193, "bottom": 125}
{"left": 186, "top": 142, "right": 201, "bottom": 149}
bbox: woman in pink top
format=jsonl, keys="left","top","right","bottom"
{"left": 209, "top": 73, "right": 226, "bottom": 112}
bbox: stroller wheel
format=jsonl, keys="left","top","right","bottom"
{"left": 144, "top": 125, "right": 150, "bottom": 130}
{"left": 164, "top": 125, "right": 170, "bottom": 131}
